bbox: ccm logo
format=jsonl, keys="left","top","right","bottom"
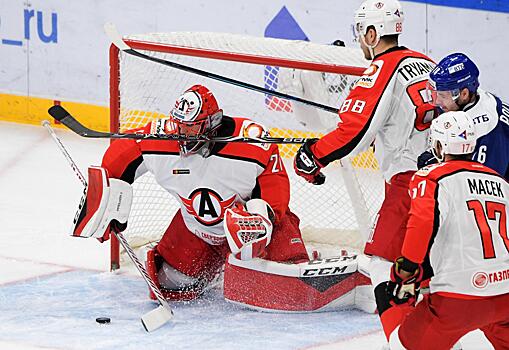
{"left": 302, "top": 265, "right": 348, "bottom": 277}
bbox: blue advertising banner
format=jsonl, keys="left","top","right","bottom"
{"left": 402, "top": 0, "right": 509, "bottom": 13}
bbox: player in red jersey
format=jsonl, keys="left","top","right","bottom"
{"left": 387, "top": 110, "right": 509, "bottom": 349}
{"left": 70, "top": 85, "right": 370, "bottom": 311}
{"left": 293, "top": 0, "right": 438, "bottom": 339}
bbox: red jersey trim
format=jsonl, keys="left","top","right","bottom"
{"left": 435, "top": 291, "right": 486, "bottom": 300}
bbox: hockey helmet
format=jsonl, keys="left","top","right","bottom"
{"left": 354, "top": 0, "right": 404, "bottom": 40}
{"left": 430, "top": 110, "right": 477, "bottom": 161}
{"left": 169, "top": 85, "right": 223, "bottom": 155}
{"left": 428, "top": 53, "right": 480, "bottom": 104}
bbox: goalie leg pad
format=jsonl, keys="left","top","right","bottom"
{"left": 146, "top": 247, "right": 208, "bottom": 301}
{"left": 224, "top": 253, "right": 371, "bottom": 312}
{"left": 72, "top": 166, "right": 132, "bottom": 241}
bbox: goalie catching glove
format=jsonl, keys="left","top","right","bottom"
{"left": 224, "top": 199, "right": 274, "bottom": 260}
{"left": 71, "top": 166, "right": 133, "bottom": 242}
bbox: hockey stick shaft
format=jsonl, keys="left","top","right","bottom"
{"left": 42, "top": 121, "right": 173, "bottom": 331}
{"left": 42, "top": 120, "right": 87, "bottom": 187}
{"left": 48, "top": 105, "right": 317, "bottom": 144}
{"left": 104, "top": 23, "right": 339, "bottom": 114}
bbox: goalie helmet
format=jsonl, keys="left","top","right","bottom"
{"left": 430, "top": 111, "right": 477, "bottom": 161}
{"left": 169, "top": 85, "right": 223, "bottom": 156}
{"left": 354, "top": 0, "right": 404, "bottom": 40}
{"left": 428, "top": 53, "right": 480, "bottom": 104}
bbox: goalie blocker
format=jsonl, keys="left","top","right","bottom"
{"left": 71, "top": 166, "right": 133, "bottom": 241}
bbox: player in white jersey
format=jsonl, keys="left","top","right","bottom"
{"left": 387, "top": 111, "right": 509, "bottom": 349}
{"left": 70, "top": 85, "right": 371, "bottom": 311}
{"left": 293, "top": 0, "right": 437, "bottom": 339}
{"left": 419, "top": 52, "right": 509, "bottom": 180}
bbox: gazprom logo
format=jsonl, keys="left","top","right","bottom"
{"left": 0, "top": 6, "right": 58, "bottom": 47}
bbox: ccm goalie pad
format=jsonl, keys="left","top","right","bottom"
{"left": 72, "top": 166, "right": 133, "bottom": 242}
{"left": 224, "top": 253, "right": 375, "bottom": 313}
{"left": 224, "top": 199, "right": 274, "bottom": 260}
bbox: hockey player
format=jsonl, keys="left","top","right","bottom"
{"left": 419, "top": 53, "right": 509, "bottom": 180}
{"left": 293, "top": 0, "right": 437, "bottom": 339}
{"left": 388, "top": 111, "right": 509, "bottom": 349}
{"left": 71, "top": 85, "right": 370, "bottom": 311}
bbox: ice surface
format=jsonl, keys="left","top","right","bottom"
{"left": 0, "top": 122, "right": 493, "bottom": 349}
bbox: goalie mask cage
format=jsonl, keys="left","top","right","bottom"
{"left": 109, "top": 32, "right": 384, "bottom": 270}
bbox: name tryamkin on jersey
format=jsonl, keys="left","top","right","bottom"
{"left": 467, "top": 178, "right": 505, "bottom": 198}
{"left": 398, "top": 61, "right": 435, "bottom": 82}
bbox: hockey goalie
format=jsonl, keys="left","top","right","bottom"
{"left": 71, "top": 84, "right": 373, "bottom": 312}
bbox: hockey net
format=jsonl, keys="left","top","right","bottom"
{"left": 109, "top": 32, "right": 385, "bottom": 269}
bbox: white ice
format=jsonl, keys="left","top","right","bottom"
{"left": 0, "top": 121, "right": 493, "bottom": 349}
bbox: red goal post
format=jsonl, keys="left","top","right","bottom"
{"left": 109, "top": 32, "right": 383, "bottom": 270}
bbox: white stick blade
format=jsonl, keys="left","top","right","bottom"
{"left": 104, "top": 22, "right": 131, "bottom": 51}
{"left": 141, "top": 305, "right": 173, "bottom": 332}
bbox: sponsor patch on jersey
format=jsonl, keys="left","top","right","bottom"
{"left": 472, "top": 271, "right": 489, "bottom": 289}
{"left": 472, "top": 269, "right": 509, "bottom": 289}
{"left": 240, "top": 120, "right": 271, "bottom": 150}
{"left": 354, "top": 61, "right": 384, "bottom": 89}
{"left": 172, "top": 169, "right": 190, "bottom": 175}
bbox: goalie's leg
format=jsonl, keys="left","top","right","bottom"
{"left": 264, "top": 209, "right": 309, "bottom": 263}
{"left": 146, "top": 209, "right": 228, "bottom": 301}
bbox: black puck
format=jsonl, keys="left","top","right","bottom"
{"left": 96, "top": 317, "right": 111, "bottom": 324}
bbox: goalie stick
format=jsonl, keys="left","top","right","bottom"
{"left": 48, "top": 105, "right": 318, "bottom": 144}
{"left": 42, "top": 120, "right": 173, "bottom": 332}
{"left": 104, "top": 23, "right": 340, "bottom": 115}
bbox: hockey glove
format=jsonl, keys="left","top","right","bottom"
{"left": 388, "top": 256, "right": 423, "bottom": 306}
{"left": 71, "top": 166, "right": 133, "bottom": 243}
{"left": 224, "top": 199, "right": 274, "bottom": 260}
{"left": 294, "top": 139, "right": 326, "bottom": 185}
{"left": 417, "top": 150, "right": 438, "bottom": 169}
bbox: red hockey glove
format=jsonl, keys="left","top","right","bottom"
{"left": 388, "top": 256, "right": 423, "bottom": 305}
{"left": 224, "top": 199, "right": 274, "bottom": 260}
{"left": 294, "top": 139, "right": 326, "bottom": 185}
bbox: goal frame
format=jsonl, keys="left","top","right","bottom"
{"left": 109, "top": 36, "right": 369, "bottom": 271}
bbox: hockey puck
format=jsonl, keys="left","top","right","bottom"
{"left": 96, "top": 317, "right": 111, "bottom": 324}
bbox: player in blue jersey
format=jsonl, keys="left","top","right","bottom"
{"left": 419, "top": 53, "right": 509, "bottom": 179}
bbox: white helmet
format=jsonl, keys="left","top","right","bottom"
{"left": 430, "top": 111, "right": 477, "bottom": 161}
{"left": 354, "top": 0, "right": 404, "bottom": 39}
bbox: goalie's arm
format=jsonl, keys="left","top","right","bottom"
{"left": 251, "top": 145, "right": 291, "bottom": 221}
{"left": 75, "top": 132, "right": 149, "bottom": 241}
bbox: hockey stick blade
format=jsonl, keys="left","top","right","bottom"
{"left": 48, "top": 105, "right": 113, "bottom": 139}
{"left": 141, "top": 304, "right": 174, "bottom": 332}
{"left": 104, "top": 23, "right": 339, "bottom": 114}
{"left": 113, "top": 230, "right": 174, "bottom": 332}
{"left": 104, "top": 22, "right": 131, "bottom": 51}
{"left": 48, "top": 105, "right": 315, "bottom": 144}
